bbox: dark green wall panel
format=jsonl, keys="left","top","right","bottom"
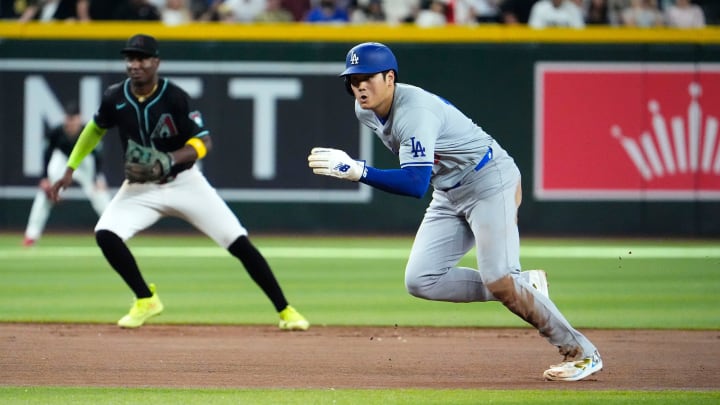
{"left": 1, "top": 39, "right": 718, "bottom": 237}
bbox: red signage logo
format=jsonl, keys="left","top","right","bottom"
{"left": 534, "top": 63, "right": 720, "bottom": 201}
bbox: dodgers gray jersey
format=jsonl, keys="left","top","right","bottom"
{"left": 355, "top": 83, "right": 516, "bottom": 191}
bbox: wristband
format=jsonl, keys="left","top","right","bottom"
{"left": 186, "top": 137, "right": 207, "bottom": 160}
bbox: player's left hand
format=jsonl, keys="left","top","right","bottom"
{"left": 124, "top": 139, "right": 174, "bottom": 183}
{"left": 308, "top": 147, "right": 365, "bottom": 181}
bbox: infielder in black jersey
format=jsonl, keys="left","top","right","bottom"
{"left": 50, "top": 34, "right": 309, "bottom": 331}
{"left": 23, "top": 101, "right": 110, "bottom": 247}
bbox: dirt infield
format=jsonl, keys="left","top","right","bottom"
{"left": 1, "top": 323, "right": 718, "bottom": 390}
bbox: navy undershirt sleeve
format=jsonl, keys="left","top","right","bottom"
{"left": 359, "top": 165, "right": 432, "bottom": 199}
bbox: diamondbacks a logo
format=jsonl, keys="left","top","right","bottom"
{"left": 350, "top": 52, "right": 359, "bottom": 66}
{"left": 535, "top": 63, "right": 720, "bottom": 201}
{"left": 611, "top": 83, "right": 719, "bottom": 181}
{"left": 150, "top": 113, "right": 178, "bottom": 140}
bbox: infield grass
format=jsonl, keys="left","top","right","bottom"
{"left": 1, "top": 233, "right": 718, "bottom": 404}
{"left": 1, "top": 234, "right": 718, "bottom": 329}
{"left": 1, "top": 387, "right": 719, "bottom": 405}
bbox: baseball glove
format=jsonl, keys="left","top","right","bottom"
{"left": 124, "top": 139, "right": 173, "bottom": 183}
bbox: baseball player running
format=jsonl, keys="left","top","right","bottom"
{"left": 50, "top": 34, "right": 309, "bottom": 331}
{"left": 24, "top": 101, "right": 111, "bottom": 247}
{"left": 307, "top": 42, "right": 601, "bottom": 381}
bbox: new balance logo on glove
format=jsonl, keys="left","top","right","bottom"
{"left": 333, "top": 163, "right": 352, "bottom": 173}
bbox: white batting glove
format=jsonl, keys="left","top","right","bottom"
{"left": 308, "top": 147, "right": 366, "bottom": 181}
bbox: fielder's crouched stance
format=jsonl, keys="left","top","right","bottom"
{"left": 308, "top": 42, "right": 601, "bottom": 381}
{"left": 51, "top": 34, "right": 308, "bottom": 331}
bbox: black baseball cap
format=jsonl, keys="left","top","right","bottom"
{"left": 121, "top": 34, "right": 159, "bottom": 57}
{"left": 63, "top": 101, "right": 80, "bottom": 116}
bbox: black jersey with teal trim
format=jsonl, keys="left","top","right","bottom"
{"left": 95, "top": 77, "right": 208, "bottom": 175}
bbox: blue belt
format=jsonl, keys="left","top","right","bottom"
{"left": 442, "top": 147, "right": 493, "bottom": 192}
{"left": 473, "top": 147, "right": 493, "bottom": 172}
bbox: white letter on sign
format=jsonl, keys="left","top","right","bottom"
{"left": 228, "top": 78, "right": 301, "bottom": 180}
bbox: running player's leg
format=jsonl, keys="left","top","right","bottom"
{"left": 95, "top": 181, "right": 164, "bottom": 299}
{"left": 404, "top": 190, "right": 496, "bottom": 302}
{"left": 469, "top": 178, "right": 596, "bottom": 360}
{"left": 169, "top": 168, "right": 291, "bottom": 313}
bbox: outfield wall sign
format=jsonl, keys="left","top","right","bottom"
{"left": 0, "top": 59, "right": 372, "bottom": 203}
{"left": 535, "top": 62, "right": 720, "bottom": 201}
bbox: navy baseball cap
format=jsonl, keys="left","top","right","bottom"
{"left": 121, "top": 34, "right": 159, "bottom": 57}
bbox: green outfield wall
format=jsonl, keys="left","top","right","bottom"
{"left": 1, "top": 22, "right": 719, "bottom": 237}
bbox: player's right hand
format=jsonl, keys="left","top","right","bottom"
{"left": 49, "top": 168, "right": 74, "bottom": 203}
{"left": 308, "top": 147, "right": 366, "bottom": 182}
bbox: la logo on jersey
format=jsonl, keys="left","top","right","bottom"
{"left": 350, "top": 52, "right": 359, "bottom": 65}
{"left": 410, "top": 137, "right": 426, "bottom": 158}
{"left": 535, "top": 63, "right": 720, "bottom": 201}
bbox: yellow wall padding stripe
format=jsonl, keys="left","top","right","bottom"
{"left": 1, "top": 21, "right": 719, "bottom": 44}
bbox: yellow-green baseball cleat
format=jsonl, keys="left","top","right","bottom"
{"left": 117, "top": 283, "right": 164, "bottom": 328}
{"left": 278, "top": 305, "right": 309, "bottom": 331}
